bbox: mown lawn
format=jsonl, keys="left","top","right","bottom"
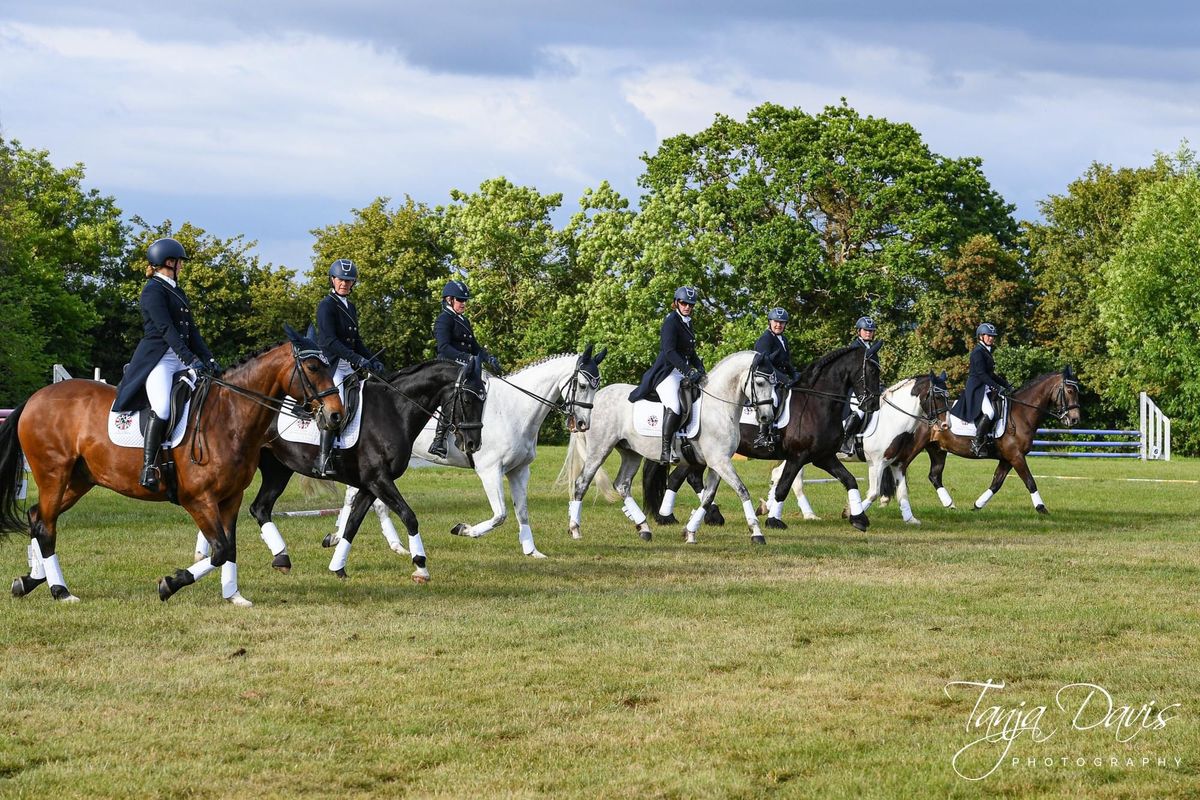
{"left": 1, "top": 450, "right": 1197, "bottom": 799}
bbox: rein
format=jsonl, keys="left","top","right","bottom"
{"left": 491, "top": 362, "right": 598, "bottom": 419}
{"left": 881, "top": 380, "right": 950, "bottom": 423}
{"left": 1000, "top": 377, "right": 1080, "bottom": 423}
{"left": 361, "top": 365, "right": 486, "bottom": 434}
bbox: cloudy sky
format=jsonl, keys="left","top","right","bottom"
{"left": 2, "top": 1, "right": 1196, "bottom": 270}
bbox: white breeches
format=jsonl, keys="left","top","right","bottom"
{"left": 146, "top": 349, "right": 187, "bottom": 419}
{"left": 981, "top": 393, "right": 995, "bottom": 419}
{"left": 655, "top": 369, "right": 685, "bottom": 415}
{"left": 334, "top": 360, "right": 354, "bottom": 404}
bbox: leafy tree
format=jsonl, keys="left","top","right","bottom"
{"left": 306, "top": 197, "right": 447, "bottom": 368}
{"left": 1097, "top": 150, "right": 1200, "bottom": 454}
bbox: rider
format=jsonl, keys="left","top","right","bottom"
{"left": 840, "top": 315, "right": 879, "bottom": 456}
{"left": 629, "top": 286, "right": 706, "bottom": 464}
{"left": 314, "top": 258, "right": 384, "bottom": 476}
{"left": 951, "top": 322, "right": 1013, "bottom": 455}
{"left": 113, "top": 237, "right": 222, "bottom": 491}
{"left": 752, "top": 307, "right": 798, "bottom": 448}
{"left": 429, "top": 278, "right": 500, "bottom": 458}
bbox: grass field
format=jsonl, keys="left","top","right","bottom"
{"left": 1, "top": 449, "right": 1197, "bottom": 799}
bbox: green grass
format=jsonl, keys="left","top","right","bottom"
{"left": 1, "top": 450, "right": 1198, "bottom": 799}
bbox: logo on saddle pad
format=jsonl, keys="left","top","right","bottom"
{"left": 115, "top": 413, "right": 134, "bottom": 432}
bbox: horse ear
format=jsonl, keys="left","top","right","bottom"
{"left": 867, "top": 340, "right": 884, "bottom": 359}
{"left": 306, "top": 324, "right": 317, "bottom": 340}
{"left": 594, "top": 347, "right": 607, "bottom": 364}
{"left": 580, "top": 343, "right": 593, "bottom": 360}
{"left": 1065, "top": 364, "right": 1075, "bottom": 380}
{"left": 472, "top": 354, "right": 483, "bottom": 378}
{"left": 939, "top": 370, "right": 948, "bottom": 382}
{"left": 283, "top": 323, "right": 300, "bottom": 342}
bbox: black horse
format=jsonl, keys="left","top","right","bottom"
{"left": 645, "top": 342, "right": 883, "bottom": 532}
{"left": 238, "top": 357, "right": 487, "bottom": 583}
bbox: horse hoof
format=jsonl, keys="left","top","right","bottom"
{"left": 332, "top": 568, "right": 348, "bottom": 580}
{"left": 569, "top": 525, "right": 582, "bottom": 540}
{"left": 683, "top": 530, "right": 697, "bottom": 544}
{"left": 756, "top": 499, "right": 768, "bottom": 516}
{"left": 225, "top": 592, "right": 254, "bottom": 608}
{"left": 390, "top": 543, "right": 410, "bottom": 556}
{"left": 11, "top": 575, "right": 46, "bottom": 598}
{"left": 639, "top": 529, "right": 653, "bottom": 542}
{"left": 450, "top": 523, "right": 470, "bottom": 537}
{"left": 654, "top": 513, "right": 678, "bottom": 525}
{"left": 411, "top": 570, "right": 431, "bottom": 584}
{"left": 49, "top": 584, "right": 79, "bottom": 603}
{"left": 321, "top": 533, "right": 338, "bottom": 548}
{"left": 1035, "top": 504, "right": 1049, "bottom": 515}
{"left": 972, "top": 505, "right": 982, "bottom": 512}
{"left": 750, "top": 534, "right": 767, "bottom": 545}
{"left": 193, "top": 551, "right": 207, "bottom": 563}
{"left": 526, "top": 549, "right": 548, "bottom": 559}
{"left": 765, "top": 516, "right": 787, "bottom": 530}
{"left": 706, "top": 506, "right": 726, "bottom": 526}
{"left": 905, "top": 518, "right": 922, "bottom": 526}
{"left": 849, "top": 513, "right": 869, "bottom": 532}
{"left": 271, "top": 553, "right": 292, "bottom": 574}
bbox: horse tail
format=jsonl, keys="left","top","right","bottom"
{"left": 0, "top": 402, "right": 29, "bottom": 536}
{"left": 297, "top": 474, "right": 341, "bottom": 501}
{"left": 880, "top": 464, "right": 897, "bottom": 500}
{"left": 555, "top": 432, "right": 619, "bottom": 502}
{"left": 642, "top": 460, "right": 668, "bottom": 517}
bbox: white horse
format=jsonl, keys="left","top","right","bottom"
{"left": 563, "top": 350, "right": 777, "bottom": 544}
{"left": 326, "top": 348, "right": 606, "bottom": 559}
{"left": 761, "top": 372, "right": 953, "bottom": 525}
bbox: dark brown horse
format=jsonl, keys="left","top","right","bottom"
{"left": 927, "top": 367, "right": 1081, "bottom": 514}
{"left": 0, "top": 328, "right": 343, "bottom": 604}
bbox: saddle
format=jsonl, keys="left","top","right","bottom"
{"left": 948, "top": 395, "right": 1009, "bottom": 439}
{"left": 338, "top": 373, "right": 362, "bottom": 437}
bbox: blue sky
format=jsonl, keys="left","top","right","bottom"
{"left": 2, "top": 2, "right": 1196, "bottom": 270}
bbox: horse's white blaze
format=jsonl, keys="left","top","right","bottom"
{"left": 659, "top": 489, "right": 678, "bottom": 517}
{"left": 621, "top": 496, "right": 647, "bottom": 525}
{"left": 937, "top": 487, "right": 954, "bottom": 508}
{"left": 329, "top": 538, "right": 352, "bottom": 571}
{"left": 974, "top": 488, "right": 994, "bottom": 509}
{"left": 1030, "top": 490, "right": 1044, "bottom": 508}
{"left": 260, "top": 522, "right": 287, "bottom": 556}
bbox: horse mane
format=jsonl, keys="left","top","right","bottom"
{"left": 1016, "top": 371, "right": 1062, "bottom": 393}
{"left": 223, "top": 340, "right": 291, "bottom": 375}
{"left": 388, "top": 359, "right": 459, "bottom": 381}
{"left": 507, "top": 353, "right": 578, "bottom": 374}
{"left": 796, "top": 345, "right": 858, "bottom": 380}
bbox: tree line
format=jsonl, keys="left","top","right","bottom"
{"left": 2, "top": 101, "right": 1197, "bottom": 452}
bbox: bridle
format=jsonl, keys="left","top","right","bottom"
{"left": 789, "top": 349, "right": 882, "bottom": 405}
{"left": 696, "top": 356, "right": 776, "bottom": 413}
{"left": 491, "top": 357, "right": 600, "bottom": 429}
{"left": 1001, "top": 374, "right": 1081, "bottom": 424}
{"left": 882, "top": 376, "right": 951, "bottom": 424}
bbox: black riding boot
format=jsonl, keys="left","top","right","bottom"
{"left": 753, "top": 422, "right": 776, "bottom": 450}
{"left": 316, "top": 429, "right": 337, "bottom": 477}
{"left": 840, "top": 414, "right": 864, "bottom": 456}
{"left": 140, "top": 413, "right": 168, "bottom": 491}
{"left": 428, "top": 416, "right": 450, "bottom": 458}
{"left": 660, "top": 409, "right": 682, "bottom": 464}
{"left": 971, "top": 413, "right": 995, "bottom": 455}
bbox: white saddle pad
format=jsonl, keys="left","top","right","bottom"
{"left": 633, "top": 396, "right": 703, "bottom": 439}
{"left": 107, "top": 403, "right": 191, "bottom": 449}
{"left": 949, "top": 406, "right": 1008, "bottom": 439}
{"left": 739, "top": 389, "right": 791, "bottom": 429}
{"left": 277, "top": 380, "right": 365, "bottom": 449}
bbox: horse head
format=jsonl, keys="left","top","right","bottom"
{"left": 448, "top": 355, "right": 488, "bottom": 455}
{"left": 748, "top": 352, "right": 779, "bottom": 426}
{"left": 1058, "top": 365, "right": 1082, "bottom": 427}
{"left": 564, "top": 344, "right": 605, "bottom": 433}
{"left": 283, "top": 323, "right": 344, "bottom": 432}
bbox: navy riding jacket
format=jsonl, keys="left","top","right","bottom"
{"left": 629, "top": 311, "right": 705, "bottom": 402}
{"left": 316, "top": 292, "right": 373, "bottom": 371}
{"left": 434, "top": 306, "right": 492, "bottom": 365}
{"left": 951, "top": 342, "right": 1012, "bottom": 419}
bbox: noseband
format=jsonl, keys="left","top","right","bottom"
{"left": 289, "top": 343, "right": 340, "bottom": 419}
{"left": 444, "top": 370, "right": 487, "bottom": 439}
{"left": 559, "top": 364, "right": 599, "bottom": 424}
{"left": 1052, "top": 377, "right": 1081, "bottom": 423}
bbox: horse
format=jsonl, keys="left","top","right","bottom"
{"left": 320, "top": 347, "right": 606, "bottom": 561}
{"left": 926, "top": 367, "right": 1081, "bottom": 513}
{"left": 642, "top": 343, "right": 883, "bottom": 533}
{"left": 0, "top": 328, "right": 343, "bottom": 605}
{"left": 562, "top": 350, "right": 778, "bottom": 544}
{"left": 196, "top": 356, "right": 488, "bottom": 584}
{"left": 757, "top": 372, "right": 952, "bottom": 525}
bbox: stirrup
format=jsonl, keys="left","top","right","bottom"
{"left": 428, "top": 437, "right": 448, "bottom": 458}
{"left": 140, "top": 465, "right": 161, "bottom": 491}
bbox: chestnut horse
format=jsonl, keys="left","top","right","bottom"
{"left": 0, "top": 327, "right": 343, "bottom": 605}
{"left": 928, "top": 367, "right": 1081, "bottom": 513}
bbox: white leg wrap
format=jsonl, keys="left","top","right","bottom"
{"left": 797, "top": 495, "right": 816, "bottom": 517}
{"left": 518, "top": 524, "right": 536, "bottom": 555}
{"left": 686, "top": 506, "right": 707, "bottom": 533}
{"left": 568, "top": 499, "right": 582, "bottom": 526}
{"left": 329, "top": 538, "right": 352, "bottom": 571}
{"left": 408, "top": 533, "right": 427, "bottom": 560}
{"left": 741, "top": 499, "right": 757, "bottom": 525}
{"left": 848, "top": 488, "right": 864, "bottom": 517}
{"left": 195, "top": 531, "right": 210, "bottom": 557}
{"left": 220, "top": 561, "right": 239, "bottom": 599}
{"left": 621, "top": 496, "right": 647, "bottom": 526}
{"left": 1030, "top": 490, "right": 1044, "bottom": 508}
{"left": 259, "top": 522, "right": 287, "bottom": 556}
{"left": 336, "top": 487, "right": 357, "bottom": 535}
{"left": 768, "top": 497, "right": 784, "bottom": 519}
{"left": 41, "top": 552, "right": 67, "bottom": 590}
{"left": 28, "top": 541, "right": 46, "bottom": 579}
{"left": 975, "top": 488, "right": 994, "bottom": 508}
{"left": 375, "top": 503, "right": 402, "bottom": 548}
{"left": 899, "top": 499, "right": 914, "bottom": 521}
{"left": 658, "top": 489, "right": 678, "bottom": 517}
{"left": 937, "top": 487, "right": 954, "bottom": 508}
{"left": 470, "top": 518, "right": 497, "bottom": 536}
{"left": 188, "top": 558, "right": 216, "bottom": 581}
{"left": 861, "top": 497, "right": 874, "bottom": 511}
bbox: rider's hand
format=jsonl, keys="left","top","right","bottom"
{"left": 188, "top": 358, "right": 209, "bottom": 375}
{"left": 368, "top": 359, "right": 385, "bottom": 373}
{"left": 207, "top": 359, "right": 224, "bottom": 377}
{"left": 486, "top": 355, "right": 502, "bottom": 375}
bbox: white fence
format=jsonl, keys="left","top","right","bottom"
{"left": 1140, "top": 391, "right": 1171, "bottom": 461}
{"left": 1032, "top": 392, "right": 1171, "bottom": 461}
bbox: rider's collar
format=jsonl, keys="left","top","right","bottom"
{"left": 676, "top": 310, "right": 692, "bottom": 325}
{"left": 444, "top": 302, "right": 466, "bottom": 320}
{"left": 329, "top": 289, "right": 349, "bottom": 306}
{"left": 154, "top": 271, "right": 177, "bottom": 288}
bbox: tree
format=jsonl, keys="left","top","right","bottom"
{"left": 306, "top": 197, "right": 446, "bottom": 368}
{"left": 1096, "top": 149, "right": 1200, "bottom": 454}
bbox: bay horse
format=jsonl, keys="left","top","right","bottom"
{"left": 927, "top": 367, "right": 1081, "bottom": 513}
{"left": 204, "top": 356, "right": 488, "bottom": 583}
{"left": 0, "top": 328, "right": 343, "bottom": 604}
{"left": 643, "top": 343, "right": 883, "bottom": 533}
{"left": 562, "top": 350, "right": 778, "bottom": 544}
{"left": 317, "top": 347, "right": 606, "bottom": 560}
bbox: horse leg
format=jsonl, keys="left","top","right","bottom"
{"left": 681, "top": 470, "right": 722, "bottom": 544}
{"left": 765, "top": 457, "right": 807, "bottom": 530}
{"left": 450, "top": 462, "right": 507, "bottom": 540}
{"left": 217, "top": 499, "right": 252, "bottom": 606}
{"left": 973, "top": 461, "right": 1013, "bottom": 510}
{"left": 894, "top": 463, "right": 920, "bottom": 525}
{"left": 694, "top": 467, "right": 725, "bottom": 526}
{"left": 327, "top": 488, "right": 379, "bottom": 579}
{"left": 507, "top": 463, "right": 544, "bottom": 558}
{"left": 160, "top": 499, "right": 234, "bottom": 603}
{"left": 613, "top": 448, "right": 652, "bottom": 541}
{"left": 238, "top": 449, "right": 294, "bottom": 573}
{"left": 926, "top": 444, "right": 955, "bottom": 509}
{"left": 15, "top": 477, "right": 91, "bottom": 602}
{"left": 859, "top": 459, "right": 886, "bottom": 513}
{"left": 568, "top": 438, "right": 616, "bottom": 540}
{"left": 653, "top": 462, "right": 689, "bottom": 524}
{"left": 699, "top": 457, "right": 765, "bottom": 545}
{"left": 368, "top": 479, "right": 430, "bottom": 583}
{"left": 1009, "top": 454, "right": 1048, "bottom": 514}
{"left": 811, "top": 454, "right": 869, "bottom": 532}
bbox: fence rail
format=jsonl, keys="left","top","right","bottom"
{"left": 1031, "top": 394, "right": 1169, "bottom": 460}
